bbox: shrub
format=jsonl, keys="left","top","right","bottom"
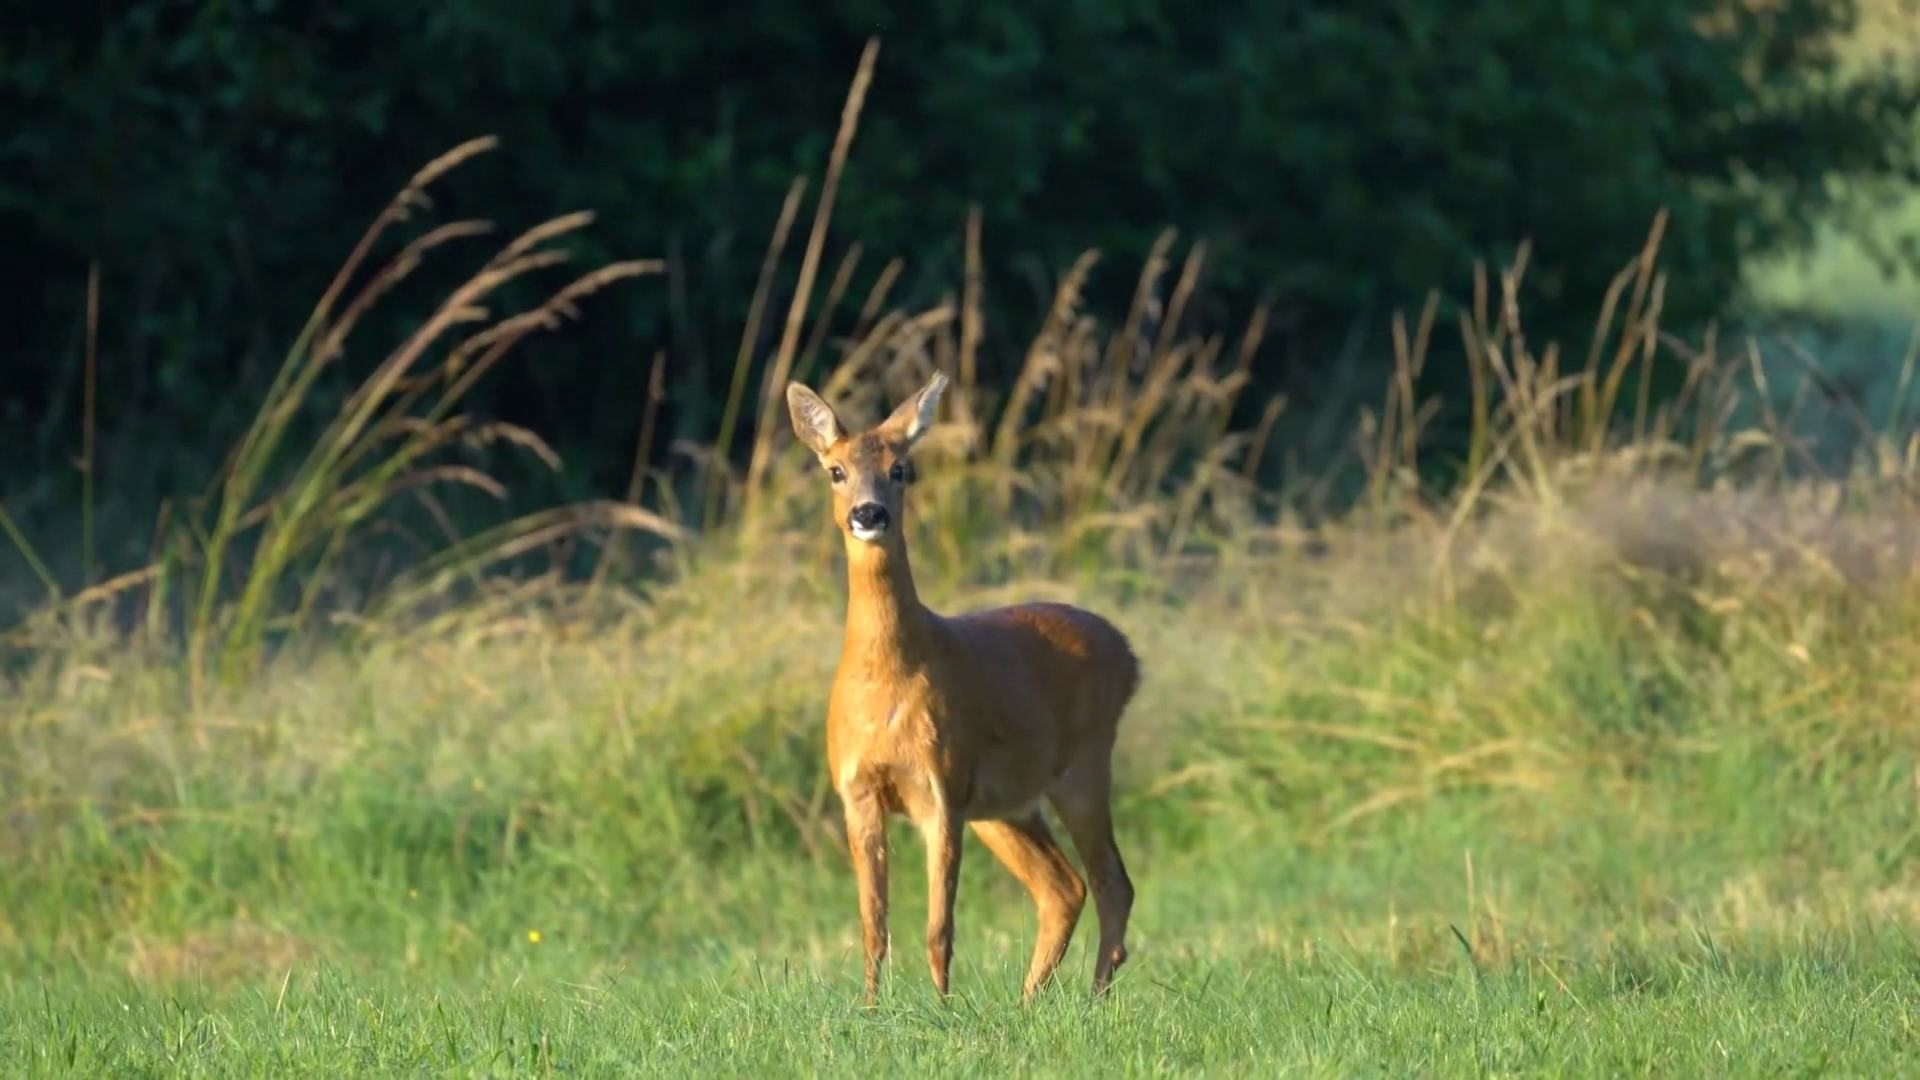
{"left": 0, "top": 0, "right": 1914, "bottom": 501}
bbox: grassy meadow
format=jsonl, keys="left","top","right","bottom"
{"left": 5, "top": 103, "right": 1920, "bottom": 1077}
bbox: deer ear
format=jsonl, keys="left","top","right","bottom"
{"left": 786, "top": 382, "right": 844, "bottom": 456}
{"left": 884, "top": 370, "right": 948, "bottom": 447}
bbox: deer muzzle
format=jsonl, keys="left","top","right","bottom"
{"left": 847, "top": 502, "right": 891, "bottom": 541}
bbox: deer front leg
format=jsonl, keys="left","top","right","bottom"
{"left": 843, "top": 789, "right": 890, "bottom": 1006}
{"left": 922, "top": 804, "right": 964, "bottom": 997}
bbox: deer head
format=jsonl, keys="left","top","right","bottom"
{"left": 786, "top": 372, "right": 948, "bottom": 545}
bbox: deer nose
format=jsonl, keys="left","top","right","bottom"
{"left": 847, "top": 503, "right": 891, "bottom": 536}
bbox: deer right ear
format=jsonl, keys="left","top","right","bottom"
{"left": 786, "top": 382, "right": 844, "bottom": 456}
{"left": 884, "top": 370, "right": 949, "bottom": 447}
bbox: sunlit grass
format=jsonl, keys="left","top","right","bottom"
{"left": 4, "top": 63, "right": 1920, "bottom": 1074}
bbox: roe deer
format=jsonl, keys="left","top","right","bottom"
{"left": 785, "top": 370, "right": 1141, "bottom": 1005}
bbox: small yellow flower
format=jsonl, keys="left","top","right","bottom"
{"left": 408, "top": 889, "right": 419, "bottom": 900}
{"left": 527, "top": 930, "right": 543, "bottom": 944}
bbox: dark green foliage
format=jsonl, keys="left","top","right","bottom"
{"left": 1, "top": 0, "right": 1914, "bottom": 504}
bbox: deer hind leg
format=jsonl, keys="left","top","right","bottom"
{"left": 969, "top": 812, "right": 1086, "bottom": 1002}
{"left": 1050, "top": 760, "right": 1136, "bottom": 997}
{"left": 843, "top": 790, "right": 890, "bottom": 1006}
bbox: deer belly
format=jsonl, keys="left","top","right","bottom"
{"left": 958, "top": 748, "right": 1060, "bottom": 821}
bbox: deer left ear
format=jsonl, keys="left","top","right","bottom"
{"left": 787, "top": 381, "right": 845, "bottom": 456}
{"left": 884, "top": 370, "right": 948, "bottom": 447}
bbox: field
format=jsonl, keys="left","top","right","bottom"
{"left": 6, "top": 96, "right": 1920, "bottom": 1078}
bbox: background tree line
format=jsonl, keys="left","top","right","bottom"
{"left": 1, "top": 0, "right": 1916, "bottom": 523}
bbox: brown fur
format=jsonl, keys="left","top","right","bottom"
{"left": 786, "top": 371, "right": 1142, "bottom": 1005}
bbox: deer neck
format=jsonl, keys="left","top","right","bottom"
{"left": 841, "top": 535, "right": 931, "bottom": 666}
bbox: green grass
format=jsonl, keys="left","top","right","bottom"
{"left": 7, "top": 63, "right": 1920, "bottom": 1075}
{"left": 4, "top": 339, "right": 1918, "bottom": 1077}
{"left": 7, "top": 931, "right": 1915, "bottom": 1076}
{"left": 3, "top": 653, "right": 1916, "bottom": 1080}
{"left": 3, "top": 590, "right": 1916, "bottom": 1078}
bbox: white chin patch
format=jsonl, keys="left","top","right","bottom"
{"left": 850, "top": 524, "right": 887, "bottom": 543}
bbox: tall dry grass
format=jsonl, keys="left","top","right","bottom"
{"left": 1, "top": 45, "right": 1916, "bottom": 981}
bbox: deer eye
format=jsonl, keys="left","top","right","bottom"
{"left": 828, "top": 465, "right": 846, "bottom": 484}
{"left": 889, "top": 462, "right": 907, "bottom": 484}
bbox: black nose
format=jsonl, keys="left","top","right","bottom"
{"left": 847, "top": 503, "right": 891, "bottom": 533}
